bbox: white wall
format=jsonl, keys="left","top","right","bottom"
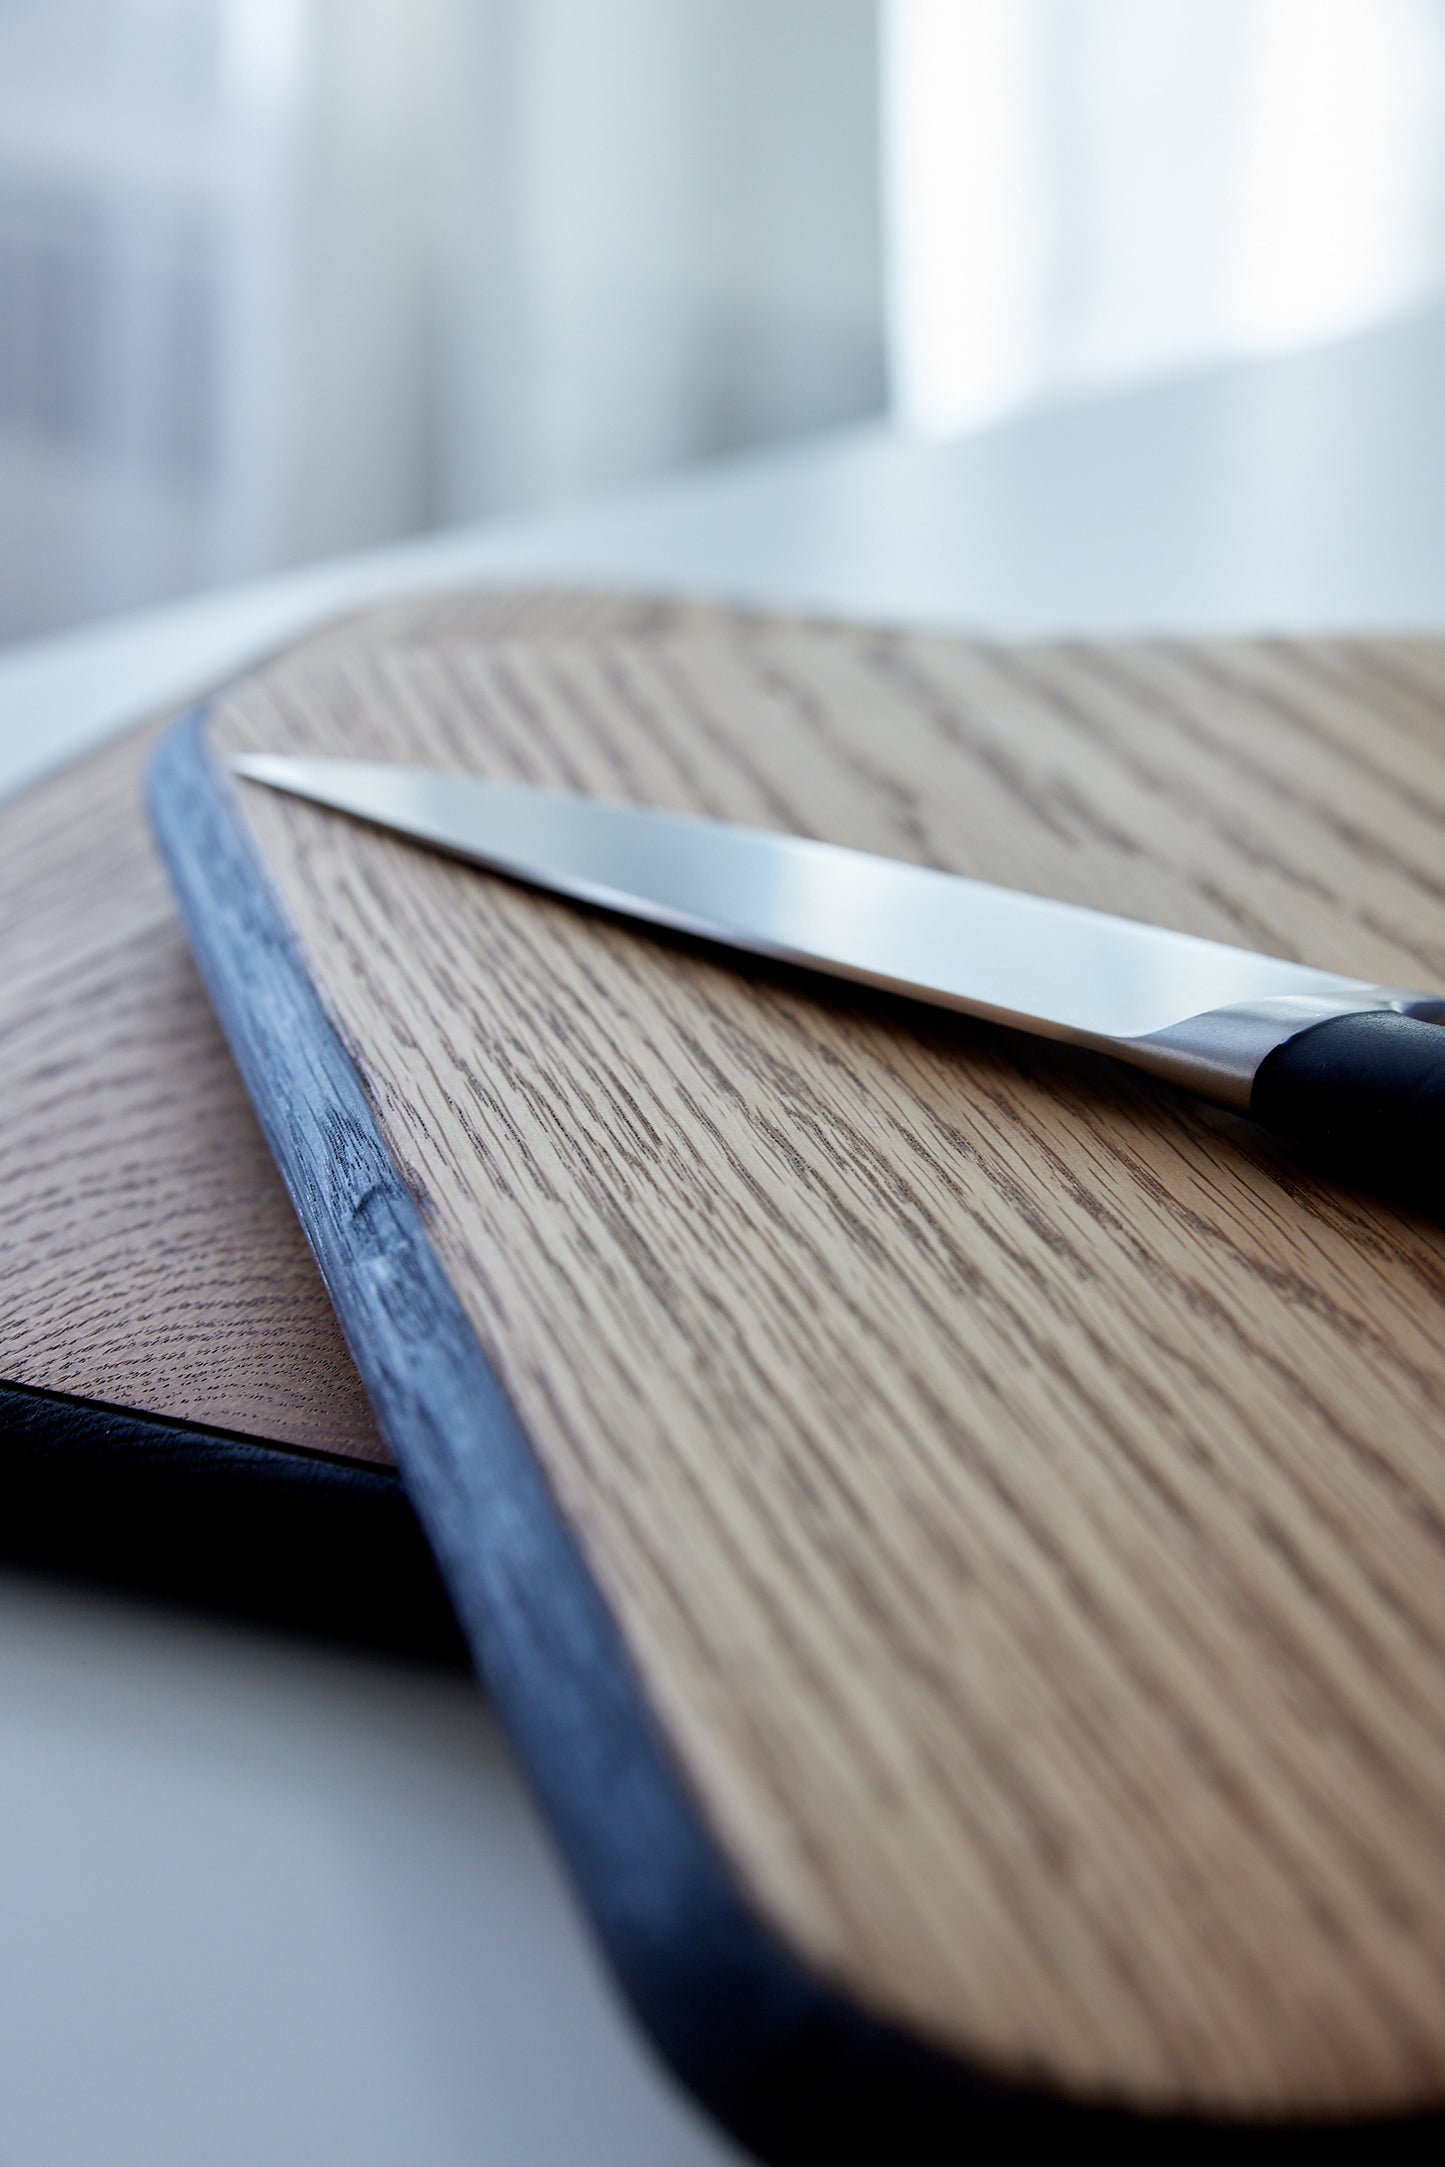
{"left": 885, "top": 0, "right": 1445, "bottom": 435}
{"left": 0, "top": 0, "right": 884, "bottom": 645}
{"left": 432, "top": 0, "right": 885, "bottom": 519}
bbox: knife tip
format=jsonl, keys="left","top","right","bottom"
{"left": 231, "top": 753, "right": 293, "bottom": 785}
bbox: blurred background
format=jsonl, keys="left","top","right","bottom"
{"left": 4, "top": 0, "right": 1445, "bottom": 648}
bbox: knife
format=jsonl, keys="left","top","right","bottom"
{"left": 233, "top": 755, "right": 1445, "bottom": 1150}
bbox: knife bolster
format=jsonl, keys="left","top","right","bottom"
{"left": 1116, "top": 990, "right": 1429, "bottom": 1111}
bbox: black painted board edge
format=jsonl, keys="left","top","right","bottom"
{"left": 145, "top": 703, "right": 1443, "bottom": 2162}
{"left": 0, "top": 1377, "right": 465, "bottom": 1663}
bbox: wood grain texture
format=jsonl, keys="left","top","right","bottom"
{"left": 0, "top": 590, "right": 694, "bottom": 1464}
{"left": 197, "top": 597, "right": 1445, "bottom": 2121}
{"left": 0, "top": 720, "right": 384, "bottom": 1457}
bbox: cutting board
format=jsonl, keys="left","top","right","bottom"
{"left": 151, "top": 588, "right": 1445, "bottom": 2154}
{"left": 0, "top": 584, "right": 686, "bottom": 1456}
{"left": 0, "top": 591, "right": 652, "bottom": 1642}
{"left": 0, "top": 715, "right": 382, "bottom": 1457}
{"left": 0, "top": 587, "right": 735, "bottom": 1644}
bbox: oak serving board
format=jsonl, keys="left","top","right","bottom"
{"left": 152, "top": 589, "right": 1445, "bottom": 2153}
{"left": 0, "top": 714, "right": 381, "bottom": 1459}
{"left": 0, "top": 592, "right": 652, "bottom": 1639}
{"left": 0, "top": 711, "right": 459, "bottom": 1647}
{"left": 0, "top": 590, "right": 706, "bottom": 1643}
{"left": 0, "top": 586, "right": 639, "bottom": 1458}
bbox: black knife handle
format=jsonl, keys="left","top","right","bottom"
{"left": 1249, "top": 1009, "right": 1445, "bottom": 1149}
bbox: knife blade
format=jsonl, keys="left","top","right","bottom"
{"left": 232, "top": 754, "right": 1445, "bottom": 1147}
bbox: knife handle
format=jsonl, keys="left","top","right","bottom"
{"left": 1249, "top": 1010, "right": 1445, "bottom": 1151}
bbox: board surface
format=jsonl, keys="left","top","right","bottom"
{"left": 0, "top": 716, "right": 382, "bottom": 1459}
{"left": 0, "top": 590, "right": 665, "bottom": 1461}
{"left": 157, "top": 590, "right": 1445, "bottom": 2146}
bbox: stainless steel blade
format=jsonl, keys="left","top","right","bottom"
{"left": 232, "top": 754, "right": 1443, "bottom": 1107}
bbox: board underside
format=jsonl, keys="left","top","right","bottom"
{"left": 152, "top": 588, "right": 1445, "bottom": 2153}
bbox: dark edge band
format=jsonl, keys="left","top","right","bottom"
{"left": 0, "top": 1376, "right": 464, "bottom": 1663}
{"left": 146, "top": 705, "right": 1441, "bottom": 2162}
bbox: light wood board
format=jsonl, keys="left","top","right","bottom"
{"left": 0, "top": 719, "right": 383, "bottom": 1458}
{"left": 192, "top": 594, "right": 1445, "bottom": 2125}
{"left": 0, "top": 590, "right": 695, "bottom": 1464}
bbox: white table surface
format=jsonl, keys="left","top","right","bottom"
{"left": 5, "top": 298, "right": 1445, "bottom": 2166}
